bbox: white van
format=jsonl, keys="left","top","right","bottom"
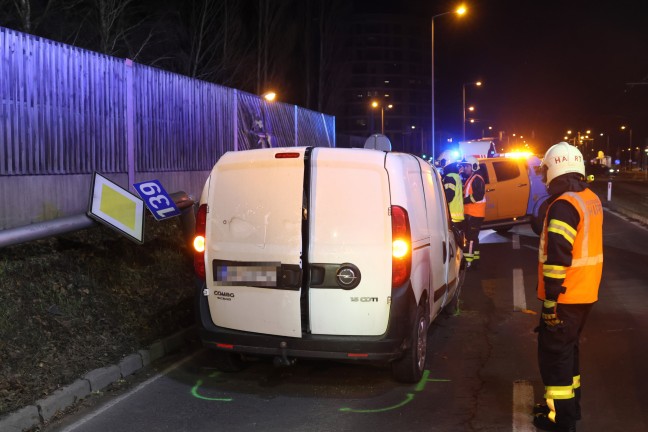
{"left": 193, "top": 146, "right": 465, "bottom": 382}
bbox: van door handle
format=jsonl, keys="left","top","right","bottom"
{"left": 442, "top": 241, "right": 447, "bottom": 263}
{"left": 486, "top": 188, "right": 495, "bottom": 192}
{"left": 518, "top": 183, "right": 528, "bottom": 187}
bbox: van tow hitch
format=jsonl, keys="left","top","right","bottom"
{"left": 273, "top": 341, "right": 296, "bottom": 367}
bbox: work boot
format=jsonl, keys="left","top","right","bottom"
{"left": 532, "top": 403, "right": 581, "bottom": 421}
{"left": 533, "top": 413, "right": 576, "bottom": 432}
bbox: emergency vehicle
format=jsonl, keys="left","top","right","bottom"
{"left": 478, "top": 153, "right": 549, "bottom": 234}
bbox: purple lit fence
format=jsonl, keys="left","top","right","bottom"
{"left": 0, "top": 26, "right": 335, "bottom": 178}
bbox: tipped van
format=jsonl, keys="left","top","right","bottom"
{"left": 193, "top": 146, "right": 465, "bottom": 382}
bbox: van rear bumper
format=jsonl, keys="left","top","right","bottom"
{"left": 195, "top": 279, "right": 417, "bottom": 362}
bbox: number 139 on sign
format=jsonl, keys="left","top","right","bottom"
{"left": 133, "top": 180, "right": 181, "bottom": 221}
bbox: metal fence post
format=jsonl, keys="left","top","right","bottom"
{"left": 125, "top": 59, "right": 135, "bottom": 190}
{"left": 294, "top": 105, "right": 298, "bottom": 147}
{"left": 233, "top": 89, "right": 238, "bottom": 151}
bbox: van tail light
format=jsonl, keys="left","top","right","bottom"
{"left": 391, "top": 205, "right": 411, "bottom": 287}
{"left": 193, "top": 204, "right": 207, "bottom": 279}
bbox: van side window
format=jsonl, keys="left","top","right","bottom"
{"left": 492, "top": 161, "right": 520, "bottom": 182}
{"left": 478, "top": 163, "right": 490, "bottom": 184}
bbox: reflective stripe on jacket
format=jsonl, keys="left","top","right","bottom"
{"left": 464, "top": 173, "right": 486, "bottom": 217}
{"left": 537, "top": 188, "right": 603, "bottom": 304}
{"left": 445, "top": 173, "right": 464, "bottom": 222}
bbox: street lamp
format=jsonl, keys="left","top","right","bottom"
{"left": 620, "top": 125, "right": 633, "bottom": 170}
{"left": 462, "top": 81, "right": 482, "bottom": 141}
{"left": 262, "top": 91, "right": 277, "bottom": 102}
{"left": 255, "top": 91, "right": 277, "bottom": 148}
{"left": 431, "top": 4, "right": 467, "bottom": 159}
{"left": 371, "top": 101, "right": 393, "bottom": 135}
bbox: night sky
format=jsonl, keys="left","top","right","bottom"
{"left": 428, "top": 0, "right": 648, "bottom": 150}
{"left": 2, "top": 0, "right": 647, "bottom": 154}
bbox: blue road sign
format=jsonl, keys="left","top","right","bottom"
{"left": 133, "top": 180, "right": 181, "bottom": 221}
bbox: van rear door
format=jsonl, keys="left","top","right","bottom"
{"left": 307, "top": 148, "right": 392, "bottom": 336}
{"left": 204, "top": 148, "right": 305, "bottom": 338}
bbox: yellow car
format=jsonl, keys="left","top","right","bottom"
{"left": 477, "top": 154, "right": 550, "bottom": 235}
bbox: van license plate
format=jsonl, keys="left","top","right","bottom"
{"left": 214, "top": 262, "right": 279, "bottom": 288}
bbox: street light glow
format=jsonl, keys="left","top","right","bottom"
{"left": 263, "top": 91, "right": 277, "bottom": 102}
{"left": 432, "top": 6, "right": 468, "bottom": 158}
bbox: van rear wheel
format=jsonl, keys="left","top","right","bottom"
{"left": 212, "top": 350, "right": 245, "bottom": 372}
{"left": 392, "top": 304, "right": 428, "bottom": 383}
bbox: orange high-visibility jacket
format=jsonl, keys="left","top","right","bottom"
{"left": 538, "top": 189, "right": 603, "bottom": 304}
{"left": 464, "top": 173, "right": 486, "bottom": 217}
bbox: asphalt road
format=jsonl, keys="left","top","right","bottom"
{"left": 44, "top": 208, "right": 648, "bottom": 432}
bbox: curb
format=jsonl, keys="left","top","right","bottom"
{"left": 0, "top": 327, "right": 197, "bottom": 432}
{"left": 603, "top": 201, "right": 648, "bottom": 227}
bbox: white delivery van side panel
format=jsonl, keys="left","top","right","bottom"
{"left": 204, "top": 148, "right": 305, "bottom": 338}
{"left": 385, "top": 153, "right": 431, "bottom": 306}
{"left": 420, "top": 161, "right": 451, "bottom": 314}
{"left": 308, "top": 148, "right": 392, "bottom": 335}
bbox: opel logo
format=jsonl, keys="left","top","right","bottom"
{"left": 336, "top": 264, "right": 361, "bottom": 289}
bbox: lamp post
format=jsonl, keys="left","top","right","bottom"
{"left": 371, "top": 101, "right": 393, "bottom": 135}
{"left": 431, "top": 5, "right": 467, "bottom": 159}
{"left": 257, "top": 91, "right": 277, "bottom": 148}
{"left": 462, "top": 81, "right": 481, "bottom": 141}
{"left": 621, "top": 125, "right": 632, "bottom": 170}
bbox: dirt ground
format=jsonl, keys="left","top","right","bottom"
{"left": 0, "top": 216, "right": 195, "bottom": 417}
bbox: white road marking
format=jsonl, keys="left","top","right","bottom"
{"left": 59, "top": 351, "right": 201, "bottom": 432}
{"left": 513, "top": 380, "right": 535, "bottom": 431}
{"left": 512, "top": 234, "right": 520, "bottom": 250}
{"left": 513, "top": 268, "right": 527, "bottom": 311}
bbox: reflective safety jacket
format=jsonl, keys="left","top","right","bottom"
{"left": 463, "top": 173, "right": 486, "bottom": 217}
{"left": 443, "top": 173, "right": 464, "bottom": 222}
{"left": 537, "top": 188, "right": 603, "bottom": 304}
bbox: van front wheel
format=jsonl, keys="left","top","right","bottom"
{"left": 392, "top": 304, "right": 428, "bottom": 383}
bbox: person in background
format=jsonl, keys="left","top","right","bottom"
{"left": 460, "top": 156, "right": 486, "bottom": 268}
{"left": 441, "top": 161, "right": 465, "bottom": 227}
{"left": 533, "top": 142, "right": 603, "bottom": 432}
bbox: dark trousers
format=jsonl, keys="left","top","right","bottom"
{"left": 462, "top": 215, "right": 483, "bottom": 263}
{"left": 538, "top": 302, "right": 593, "bottom": 425}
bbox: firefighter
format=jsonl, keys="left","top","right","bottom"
{"left": 440, "top": 160, "right": 465, "bottom": 225}
{"left": 533, "top": 142, "right": 603, "bottom": 432}
{"left": 460, "top": 156, "right": 486, "bottom": 267}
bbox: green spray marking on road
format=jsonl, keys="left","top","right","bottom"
{"left": 339, "top": 370, "right": 451, "bottom": 413}
{"left": 339, "top": 393, "right": 415, "bottom": 413}
{"left": 191, "top": 371, "right": 233, "bottom": 402}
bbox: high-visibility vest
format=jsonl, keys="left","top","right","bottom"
{"left": 537, "top": 188, "right": 603, "bottom": 304}
{"left": 464, "top": 173, "right": 486, "bottom": 217}
{"left": 444, "top": 173, "right": 464, "bottom": 222}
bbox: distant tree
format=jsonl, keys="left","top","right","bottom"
{"left": 255, "top": 0, "right": 299, "bottom": 95}
{"left": 163, "top": 0, "right": 255, "bottom": 90}
{"left": 0, "top": 0, "right": 68, "bottom": 34}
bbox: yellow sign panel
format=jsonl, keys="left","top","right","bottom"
{"left": 88, "top": 173, "right": 144, "bottom": 243}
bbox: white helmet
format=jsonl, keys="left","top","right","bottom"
{"left": 540, "top": 142, "right": 585, "bottom": 185}
{"left": 460, "top": 156, "right": 479, "bottom": 171}
{"left": 435, "top": 150, "right": 460, "bottom": 168}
